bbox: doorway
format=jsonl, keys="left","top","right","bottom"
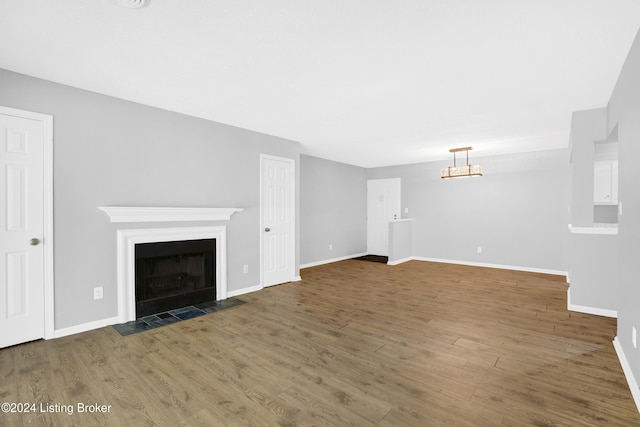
{"left": 0, "top": 106, "right": 54, "bottom": 348}
{"left": 367, "top": 178, "right": 401, "bottom": 256}
{"left": 260, "top": 154, "right": 295, "bottom": 287}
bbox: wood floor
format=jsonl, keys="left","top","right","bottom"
{"left": 1, "top": 260, "right": 638, "bottom": 426}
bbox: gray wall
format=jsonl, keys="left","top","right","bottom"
{"left": 568, "top": 233, "right": 618, "bottom": 311}
{"left": 568, "top": 108, "right": 607, "bottom": 227}
{"left": 389, "top": 220, "right": 413, "bottom": 263}
{"left": 566, "top": 108, "right": 618, "bottom": 315}
{"left": 367, "top": 150, "right": 569, "bottom": 272}
{"left": 0, "top": 69, "right": 300, "bottom": 330}
{"left": 299, "top": 155, "right": 366, "bottom": 266}
{"left": 607, "top": 28, "right": 640, "bottom": 385}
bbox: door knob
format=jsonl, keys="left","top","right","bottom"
{"left": 265, "top": 227, "right": 271, "bottom": 232}
{"left": 30, "top": 238, "right": 41, "bottom": 246}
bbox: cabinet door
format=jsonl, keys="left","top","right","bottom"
{"left": 594, "top": 160, "right": 618, "bottom": 205}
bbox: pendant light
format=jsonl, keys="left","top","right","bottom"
{"left": 441, "top": 147, "right": 483, "bottom": 179}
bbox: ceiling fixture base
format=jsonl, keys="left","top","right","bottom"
{"left": 112, "top": 0, "right": 149, "bottom": 9}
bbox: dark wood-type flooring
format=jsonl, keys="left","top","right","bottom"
{"left": 1, "top": 260, "right": 639, "bottom": 426}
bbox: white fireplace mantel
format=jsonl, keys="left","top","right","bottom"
{"left": 98, "top": 206, "right": 244, "bottom": 223}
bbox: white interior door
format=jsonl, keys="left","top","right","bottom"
{"left": 367, "top": 178, "right": 401, "bottom": 256}
{"left": 1, "top": 107, "right": 51, "bottom": 348}
{"left": 261, "top": 155, "right": 295, "bottom": 287}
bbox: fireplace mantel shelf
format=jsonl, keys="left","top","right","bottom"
{"left": 98, "top": 206, "right": 244, "bottom": 223}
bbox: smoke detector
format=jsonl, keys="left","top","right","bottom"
{"left": 113, "top": 0, "right": 149, "bottom": 9}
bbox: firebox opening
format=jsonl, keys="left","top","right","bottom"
{"left": 135, "top": 239, "right": 216, "bottom": 318}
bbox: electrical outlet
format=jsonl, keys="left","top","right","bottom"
{"left": 243, "top": 264, "right": 249, "bottom": 274}
{"left": 404, "top": 207, "right": 409, "bottom": 214}
{"left": 329, "top": 244, "right": 333, "bottom": 251}
{"left": 93, "top": 286, "right": 103, "bottom": 300}
{"left": 633, "top": 326, "right": 637, "bottom": 349}
{"left": 477, "top": 246, "right": 482, "bottom": 254}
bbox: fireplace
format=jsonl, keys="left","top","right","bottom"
{"left": 135, "top": 239, "right": 216, "bottom": 318}
{"left": 116, "top": 226, "right": 228, "bottom": 324}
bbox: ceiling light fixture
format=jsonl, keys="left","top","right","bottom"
{"left": 441, "top": 146, "right": 483, "bottom": 179}
{"left": 112, "top": 0, "right": 149, "bottom": 9}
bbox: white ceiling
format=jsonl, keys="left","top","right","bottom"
{"left": 1, "top": 1, "right": 639, "bottom": 167}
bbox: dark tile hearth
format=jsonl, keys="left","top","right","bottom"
{"left": 112, "top": 297, "right": 246, "bottom": 336}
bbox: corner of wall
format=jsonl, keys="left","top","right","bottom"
{"left": 613, "top": 336, "right": 640, "bottom": 414}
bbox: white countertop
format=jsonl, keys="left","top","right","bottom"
{"left": 568, "top": 223, "right": 618, "bottom": 235}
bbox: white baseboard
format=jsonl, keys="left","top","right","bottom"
{"left": 227, "top": 284, "right": 263, "bottom": 298}
{"left": 301, "top": 254, "right": 569, "bottom": 276}
{"left": 54, "top": 286, "right": 262, "bottom": 340}
{"left": 412, "top": 256, "right": 568, "bottom": 278}
{"left": 567, "top": 288, "right": 618, "bottom": 318}
{"left": 292, "top": 275, "right": 302, "bottom": 282}
{"left": 300, "top": 252, "right": 368, "bottom": 269}
{"left": 53, "top": 316, "right": 120, "bottom": 339}
{"left": 387, "top": 257, "right": 413, "bottom": 266}
{"left": 613, "top": 336, "right": 640, "bottom": 413}
{"left": 48, "top": 257, "right": 568, "bottom": 340}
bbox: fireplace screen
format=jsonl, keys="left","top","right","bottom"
{"left": 135, "top": 239, "right": 216, "bottom": 318}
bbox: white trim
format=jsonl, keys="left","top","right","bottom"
{"left": 613, "top": 336, "right": 640, "bottom": 413}
{"left": 412, "top": 256, "right": 568, "bottom": 277}
{"left": 54, "top": 316, "right": 120, "bottom": 339}
{"left": 302, "top": 255, "right": 568, "bottom": 277}
{"left": 99, "top": 206, "right": 243, "bottom": 223}
{"left": 43, "top": 113, "right": 54, "bottom": 340}
{"left": 227, "top": 284, "right": 263, "bottom": 298}
{"left": 387, "top": 257, "right": 413, "bottom": 266}
{"left": 568, "top": 224, "right": 618, "bottom": 235}
{"left": 259, "top": 154, "right": 296, "bottom": 287}
{"left": 300, "top": 252, "right": 368, "bottom": 269}
{"left": 227, "top": 277, "right": 301, "bottom": 298}
{"left": 0, "top": 106, "right": 55, "bottom": 340}
{"left": 566, "top": 288, "right": 617, "bottom": 318}
{"left": 116, "top": 226, "right": 227, "bottom": 323}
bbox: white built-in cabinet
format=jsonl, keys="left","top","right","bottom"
{"left": 593, "top": 160, "right": 618, "bottom": 205}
